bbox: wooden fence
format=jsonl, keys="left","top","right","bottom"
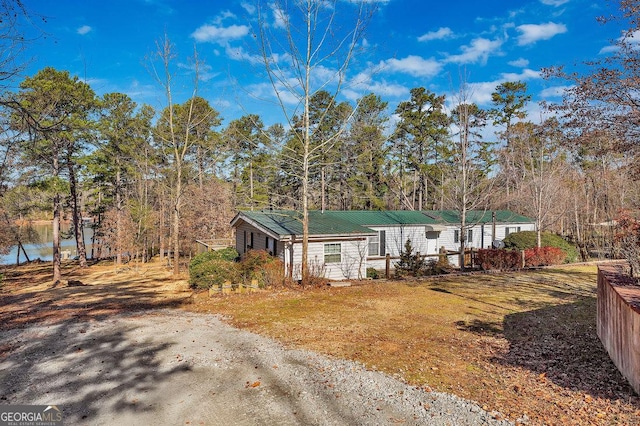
{"left": 597, "top": 264, "right": 640, "bottom": 395}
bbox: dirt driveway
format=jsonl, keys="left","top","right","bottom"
{"left": 0, "top": 262, "right": 508, "bottom": 425}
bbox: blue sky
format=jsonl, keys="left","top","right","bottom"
{"left": 19, "top": 0, "right": 625, "bottom": 129}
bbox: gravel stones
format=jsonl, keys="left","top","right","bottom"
{"left": 0, "top": 310, "right": 512, "bottom": 425}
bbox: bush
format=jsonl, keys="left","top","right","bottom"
{"left": 477, "top": 249, "right": 522, "bottom": 271}
{"left": 190, "top": 248, "right": 239, "bottom": 269}
{"left": 504, "top": 231, "right": 578, "bottom": 263}
{"left": 395, "top": 239, "right": 425, "bottom": 278}
{"left": 260, "top": 259, "right": 285, "bottom": 288}
{"left": 240, "top": 250, "right": 284, "bottom": 288}
{"left": 366, "top": 267, "right": 379, "bottom": 279}
{"left": 189, "top": 258, "right": 241, "bottom": 289}
{"left": 524, "top": 246, "right": 566, "bottom": 267}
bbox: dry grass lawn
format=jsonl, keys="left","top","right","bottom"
{"left": 1, "top": 260, "right": 638, "bottom": 425}
{"left": 186, "top": 265, "right": 640, "bottom": 425}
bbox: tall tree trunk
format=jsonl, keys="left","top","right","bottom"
{"left": 321, "top": 167, "right": 326, "bottom": 213}
{"left": 173, "top": 169, "right": 181, "bottom": 275}
{"left": 68, "top": 161, "right": 88, "bottom": 267}
{"left": 115, "top": 169, "right": 122, "bottom": 266}
{"left": 53, "top": 192, "right": 61, "bottom": 284}
{"left": 159, "top": 191, "right": 165, "bottom": 263}
{"left": 250, "top": 160, "right": 254, "bottom": 210}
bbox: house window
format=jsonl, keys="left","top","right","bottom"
{"left": 368, "top": 235, "right": 379, "bottom": 256}
{"left": 454, "top": 229, "right": 473, "bottom": 244}
{"left": 505, "top": 226, "right": 521, "bottom": 236}
{"left": 367, "top": 231, "right": 386, "bottom": 256}
{"left": 324, "top": 243, "right": 341, "bottom": 263}
{"left": 266, "top": 237, "right": 275, "bottom": 255}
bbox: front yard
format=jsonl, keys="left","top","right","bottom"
{"left": 1, "top": 260, "right": 638, "bottom": 424}
{"left": 186, "top": 265, "right": 640, "bottom": 425}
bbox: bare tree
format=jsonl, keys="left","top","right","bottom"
{"left": 255, "top": 0, "right": 375, "bottom": 284}
{"left": 149, "top": 36, "right": 214, "bottom": 274}
{"left": 444, "top": 77, "right": 494, "bottom": 269}
{"left": 505, "top": 118, "right": 567, "bottom": 247}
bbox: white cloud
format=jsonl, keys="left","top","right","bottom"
{"left": 344, "top": 70, "right": 408, "bottom": 101}
{"left": 380, "top": 55, "right": 442, "bottom": 77}
{"left": 178, "top": 62, "right": 220, "bottom": 82}
{"left": 343, "top": 82, "right": 408, "bottom": 102}
{"left": 213, "top": 10, "right": 237, "bottom": 24}
{"left": 600, "top": 30, "right": 640, "bottom": 54}
{"left": 225, "top": 45, "right": 263, "bottom": 64}
{"left": 270, "top": 3, "right": 288, "bottom": 29}
{"left": 516, "top": 22, "right": 567, "bottom": 45}
{"left": 77, "top": 25, "right": 92, "bottom": 35}
{"left": 539, "top": 0, "right": 570, "bottom": 6}
{"left": 241, "top": 2, "right": 256, "bottom": 15}
{"left": 540, "top": 85, "right": 572, "bottom": 98}
{"left": 461, "top": 70, "right": 541, "bottom": 106}
{"left": 191, "top": 23, "right": 250, "bottom": 43}
{"left": 500, "top": 68, "right": 541, "bottom": 81}
{"left": 418, "top": 27, "right": 453, "bottom": 42}
{"left": 508, "top": 57, "right": 529, "bottom": 67}
{"left": 446, "top": 38, "right": 503, "bottom": 65}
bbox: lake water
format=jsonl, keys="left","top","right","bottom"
{"left": 1, "top": 223, "right": 95, "bottom": 265}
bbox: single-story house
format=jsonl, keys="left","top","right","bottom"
{"left": 423, "top": 210, "right": 537, "bottom": 251}
{"left": 230, "top": 209, "right": 536, "bottom": 280}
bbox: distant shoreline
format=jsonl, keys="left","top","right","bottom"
{"left": 16, "top": 219, "right": 76, "bottom": 226}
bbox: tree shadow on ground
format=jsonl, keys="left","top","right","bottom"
{"left": 0, "top": 315, "right": 192, "bottom": 423}
{"left": 0, "top": 260, "right": 191, "bottom": 332}
{"left": 499, "top": 297, "right": 639, "bottom": 402}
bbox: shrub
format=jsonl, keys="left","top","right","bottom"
{"left": 524, "top": 246, "right": 566, "bottom": 267}
{"left": 190, "top": 248, "right": 239, "bottom": 269}
{"left": 189, "top": 258, "right": 241, "bottom": 289}
{"left": 366, "top": 267, "right": 379, "bottom": 279}
{"left": 261, "top": 258, "right": 285, "bottom": 288}
{"left": 395, "top": 239, "right": 425, "bottom": 278}
{"left": 210, "top": 247, "right": 240, "bottom": 262}
{"left": 240, "top": 250, "right": 284, "bottom": 288}
{"left": 504, "top": 231, "right": 578, "bottom": 263}
{"left": 477, "top": 249, "right": 522, "bottom": 271}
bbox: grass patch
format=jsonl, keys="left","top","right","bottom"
{"left": 186, "top": 264, "right": 640, "bottom": 425}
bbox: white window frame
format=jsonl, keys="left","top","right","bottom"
{"left": 324, "top": 243, "right": 341, "bottom": 264}
{"left": 506, "top": 226, "right": 521, "bottom": 236}
{"left": 368, "top": 234, "right": 379, "bottom": 257}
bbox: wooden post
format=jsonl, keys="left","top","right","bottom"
{"left": 385, "top": 253, "right": 391, "bottom": 279}
{"left": 521, "top": 250, "right": 526, "bottom": 269}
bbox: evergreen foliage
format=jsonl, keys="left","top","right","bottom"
{"left": 503, "top": 231, "right": 578, "bottom": 263}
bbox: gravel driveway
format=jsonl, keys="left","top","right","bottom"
{"left": 0, "top": 310, "right": 512, "bottom": 425}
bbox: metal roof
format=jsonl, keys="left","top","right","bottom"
{"left": 324, "top": 210, "right": 443, "bottom": 226}
{"left": 233, "top": 209, "right": 534, "bottom": 238}
{"left": 422, "top": 210, "right": 534, "bottom": 224}
{"left": 235, "top": 210, "right": 376, "bottom": 238}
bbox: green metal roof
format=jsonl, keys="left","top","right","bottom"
{"left": 235, "top": 209, "right": 533, "bottom": 238}
{"left": 423, "top": 210, "right": 534, "bottom": 224}
{"left": 324, "top": 210, "right": 442, "bottom": 226}
{"left": 238, "top": 210, "right": 376, "bottom": 238}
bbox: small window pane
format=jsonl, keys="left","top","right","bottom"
{"left": 368, "top": 235, "right": 379, "bottom": 256}
{"left": 324, "top": 243, "right": 341, "bottom": 263}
